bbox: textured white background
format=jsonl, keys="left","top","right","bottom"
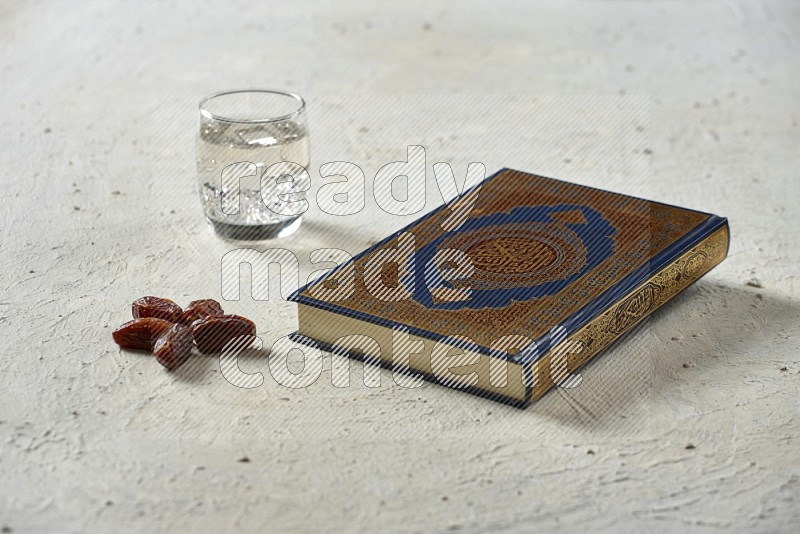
{"left": 1, "top": 1, "right": 799, "bottom": 532}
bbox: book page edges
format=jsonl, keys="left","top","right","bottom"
{"left": 295, "top": 304, "right": 529, "bottom": 405}
{"left": 529, "top": 222, "right": 730, "bottom": 400}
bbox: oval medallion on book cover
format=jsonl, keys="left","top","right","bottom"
{"left": 441, "top": 222, "right": 588, "bottom": 290}
{"left": 409, "top": 205, "right": 617, "bottom": 310}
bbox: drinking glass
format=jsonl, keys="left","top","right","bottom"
{"left": 197, "top": 89, "right": 310, "bottom": 240}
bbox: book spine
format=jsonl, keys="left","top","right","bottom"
{"left": 530, "top": 222, "right": 730, "bottom": 401}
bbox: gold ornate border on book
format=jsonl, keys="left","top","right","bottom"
{"left": 530, "top": 224, "right": 730, "bottom": 400}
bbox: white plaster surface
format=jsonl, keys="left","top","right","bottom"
{"left": 1, "top": 1, "right": 799, "bottom": 532}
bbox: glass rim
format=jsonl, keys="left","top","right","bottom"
{"left": 198, "top": 89, "right": 306, "bottom": 124}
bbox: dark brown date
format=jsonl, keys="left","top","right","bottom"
{"left": 153, "top": 323, "right": 193, "bottom": 371}
{"left": 112, "top": 317, "right": 172, "bottom": 350}
{"left": 180, "top": 299, "right": 224, "bottom": 325}
{"left": 190, "top": 314, "right": 257, "bottom": 353}
{"left": 132, "top": 296, "right": 183, "bottom": 323}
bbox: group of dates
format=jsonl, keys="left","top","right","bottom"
{"left": 112, "top": 297, "right": 256, "bottom": 370}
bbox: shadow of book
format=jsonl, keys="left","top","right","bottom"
{"left": 166, "top": 278, "right": 796, "bottom": 443}
{"left": 530, "top": 280, "right": 800, "bottom": 436}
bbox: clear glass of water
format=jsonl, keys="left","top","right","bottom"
{"left": 197, "top": 89, "right": 310, "bottom": 240}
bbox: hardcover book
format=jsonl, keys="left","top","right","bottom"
{"left": 290, "top": 168, "right": 729, "bottom": 407}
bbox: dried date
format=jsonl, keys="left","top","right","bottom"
{"left": 132, "top": 296, "right": 183, "bottom": 323}
{"left": 190, "top": 314, "right": 257, "bottom": 354}
{"left": 153, "top": 323, "right": 193, "bottom": 371}
{"left": 180, "top": 299, "right": 224, "bottom": 325}
{"left": 112, "top": 317, "right": 172, "bottom": 350}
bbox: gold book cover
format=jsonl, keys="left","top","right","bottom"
{"left": 290, "top": 168, "right": 729, "bottom": 406}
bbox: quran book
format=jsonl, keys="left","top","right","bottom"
{"left": 289, "top": 169, "right": 729, "bottom": 407}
